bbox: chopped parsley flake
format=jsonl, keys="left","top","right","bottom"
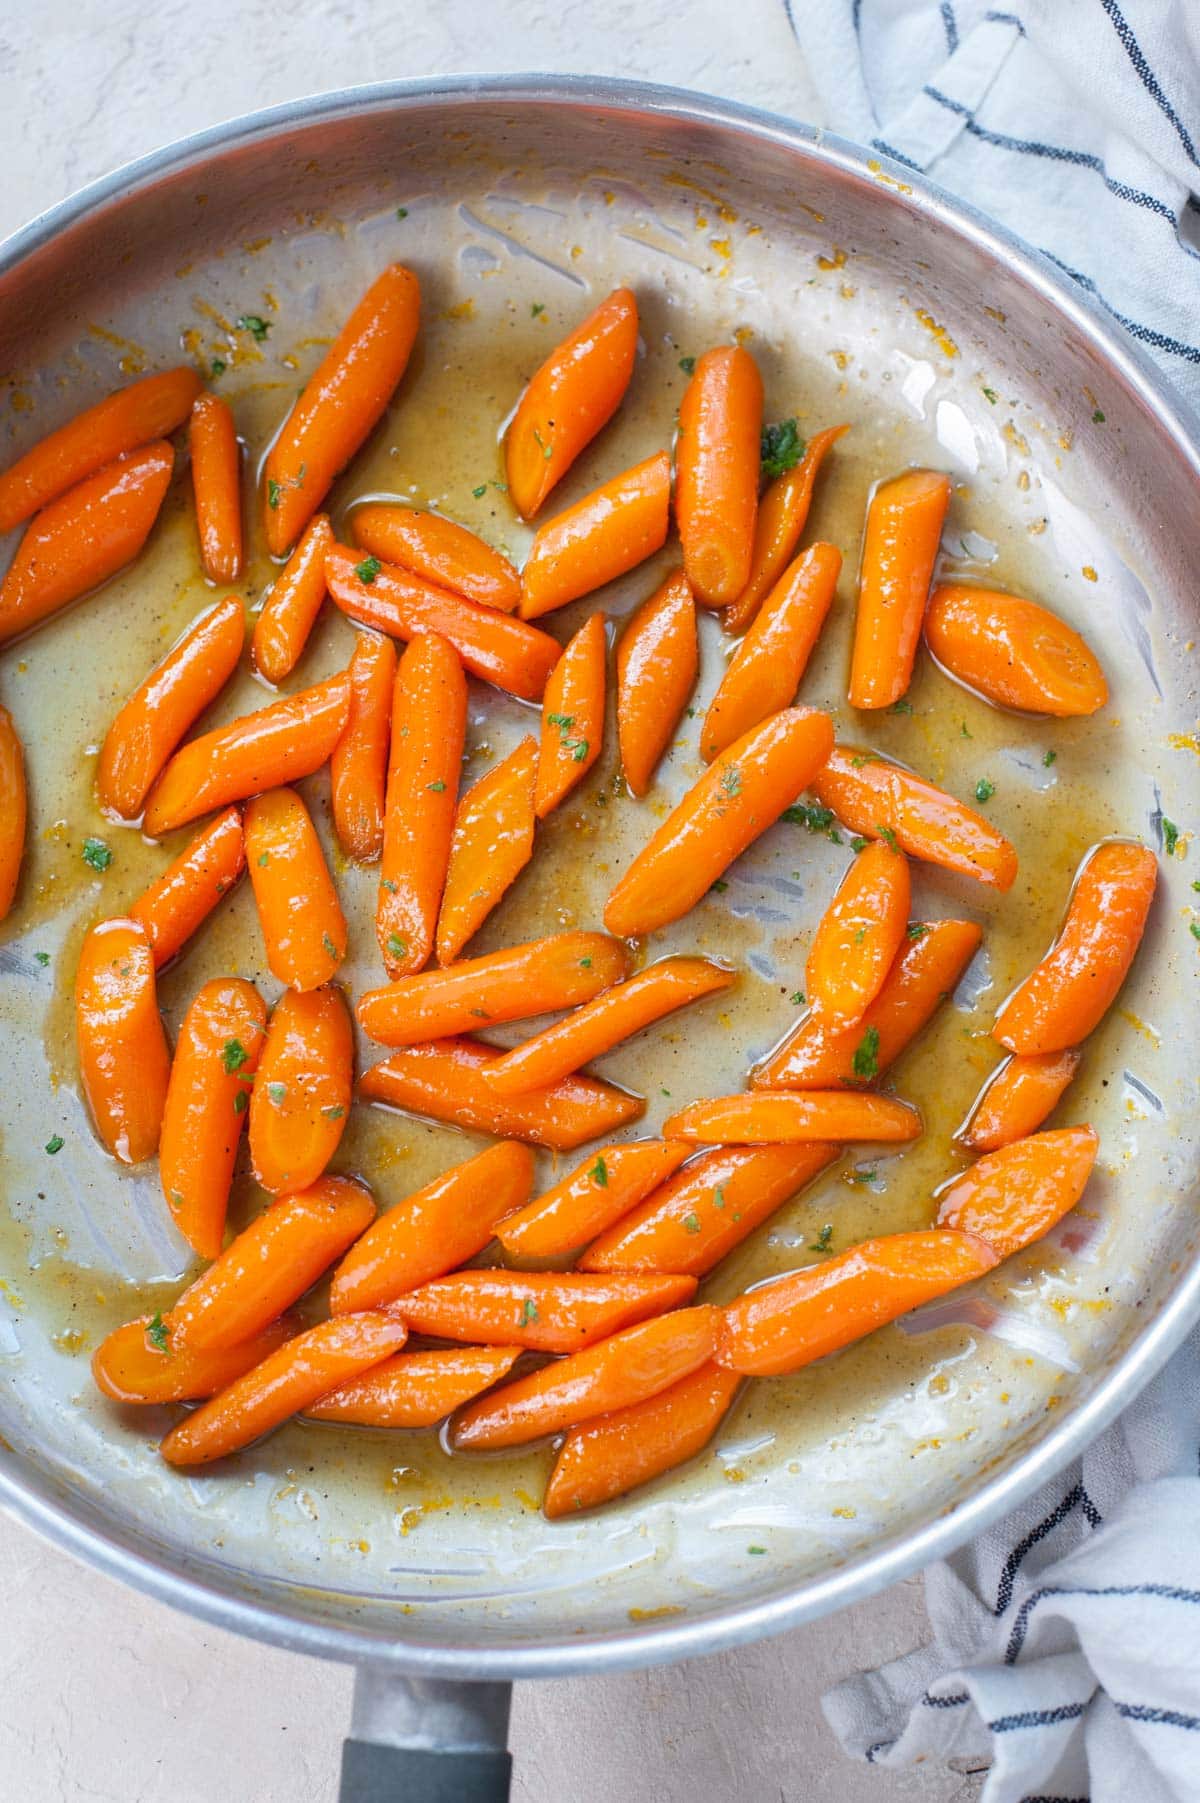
{"left": 982, "top": 386, "right": 998, "bottom": 404}
{"left": 267, "top": 477, "right": 282, "bottom": 510}
{"left": 713, "top": 1186, "right": 726, "bottom": 1209}
{"left": 852, "top": 1025, "right": 880, "bottom": 1081}
{"left": 355, "top": 555, "right": 381, "bottom": 585}
{"left": 876, "top": 823, "right": 899, "bottom": 853}
{"left": 889, "top": 698, "right": 914, "bottom": 715}
{"left": 782, "top": 801, "right": 840, "bottom": 842}
{"left": 146, "top": 1313, "right": 170, "bottom": 1352}
{"left": 682, "top": 1212, "right": 702, "bottom": 1234}
{"left": 44, "top": 1134, "right": 64, "bottom": 1155}
{"left": 396, "top": 206, "right": 408, "bottom": 219}
{"left": 233, "top": 1090, "right": 248, "bottom": 1115}
{"left": 82, "top": 837, "right": 112, "bottom": 872}
{"left": 1163, "top": 818, "right": 1180, "bottom": 855}
{"left": 850, "top": 836, "right": 869, "bottom": 854}
{"left": 237, "top": 314, "right": 270, "bottom": 342}
{"left": 1191, "top": 923, "right": 1200, "bottom": 942}
{"left": 974, "top": 777, "right": 996, "bottom": 803}
{"left": 426, "top": 779, "right": 446, "bottom": 792}
{"left": 266, "top": 1081, "right": 287, "bottom": 1106}
{"left": 679, "top": 355, "right": 696, "bottom": 374}
{"left": 1043, "top": 749, "right": 1057, "bottom": 767}
{"left": 472, "top": 484, "right": 488, "bottom": 498}
{"left": 222, "top": 1039, "right": 249, "bottom": 1074}
{"left": 721, "top": 766, "right": 742, "bottom": 797}
{"left": 322, "top": 933, "right": 341, "bottom": 960}
{"left": 380, "top": 876, "right": 398, "bottom": 893}
{"left": 849, "top": 1168, "right": 877, "bottom": 1185}
{"left": 809, "top": 1222, "right": 834, "bottom": 1254}
{"left": 747, "top": 1545, "right": 767, "bottom": 1555}
{"left": 760, "top": 418, "right": 805, "bottom": 481}
{"left": 34, "top": 950, "right": 50, "bottom": 967}
{"left": 531, "top": 301, "right": 545, "bottom": 317}
{"left": 960, "top": 722, "right": 973, "bottom": 740}
{"left": 210, "top": 357, "right": 226, "bottom": 379}
{"left": 790, "top": 990, "right": 805, "bottom": 1006}
{"left": 257, "top": 851, "right": 270, "bottom": 867}
{"left": 589, "top": 1157, "right": 609, "bottom": 1188}
{"left": 906, "top": 923, "right": 929, "bottom": 940}
{"left": 579, "top": 956, "right": 592, "bottom": 968}
{"left": 710, "top": 879, "right": 729, "bottom": 894}
{"left": 387, "top": 933, "right": 407, "bottom": 960}
{"left": 533, "top": 426, "right": 553, "bottom": 462}
{"left": 321, "top": 1104, "right": 346, "bottom": 1120}
{"left": 1093, "top": 408, "right": 1105, "bottom": 423}
{"left": 519, "top": 1299, "right": 540, "bottom": 1327}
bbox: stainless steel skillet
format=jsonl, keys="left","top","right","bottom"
{"left": 1, "top": 75, "right": 1198, "bottom": 1800}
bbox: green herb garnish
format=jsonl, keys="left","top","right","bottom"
{"left": 679, "top": 355, "right": 696, "bottom": 375}
{"left": 210, "top": 357, "right": 226, "bottom": 379}
{"left": 44, "top": 1134, "right": 64, "bottom": 1155}
{"left": 322, "top": 934, "right": 340, "bottom": 960}
{"left": 355, "top": 555, "right": 381, "bottom": 585}
{"left": 1043, "top": 749, "right": 1057, "bottom": 767}
{"left": 682, "top": 1212, "right": 702, "bottom": 1234}
{"left": 531, "top": 301, "right": 545, "bottom": 317}
{"left": 82, "top": 837, "right": 112, "bottom": 872}
{"left": 267, "top": 478, "right": 282, "bottom": 510}
{"left": 760, "top": 418, "right": 805, "bottom": 480}
{"left": 472, "top": 484, "right": 488, "bottom": 498}
{"left": 982, "top": 386, "right": 998, "bottom": 404}
{"left": 34, "top": 951, "right": 50, "bottom": 967}
{"left": 877, "top": 824, "right": 899, "bottom": 853}
{"left": 387, "top": 933, "right": 407, "bottom": 960}
{"left": 519, "top": 1299, "right": 539, "bottom": 1327}
{"left": 237, "top": 314, "right": 270, "bottom": 341}
{"left": 146, "top": 1313, "right": 170, "bottom": 1352}
{"left": 906, "top": 923, "right": 929, "bottom": 940}
{"left": 852, "top": 1025, "right": 880, "bottom": 1081}
{"left": 809, "top": 1222, "right": 834, "bottom": 1254}
{"left": 721, "top": 766, "right": 742, "bottom": 797}
{"left": 975, "top": 777, "right": 996, "bottom": 803}
{"left": 222, "top": 1039, "right": 249, "bottom": 1074}
{"left": 1163, "top": 818, "right": 1180, "bottom": 855}
{"left": 266, "top": 1082, "right": 287, "bottom": 1106}
{"left": 589, "top": 1157, "right": 608, "bottom": 1188}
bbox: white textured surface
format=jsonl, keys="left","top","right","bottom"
{"left": 0, "top": 4, "right": 983, "bottom": 1798}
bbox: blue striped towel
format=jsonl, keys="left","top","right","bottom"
{"left": 778, "top": 3, "right": 1200, "bottom": 1797}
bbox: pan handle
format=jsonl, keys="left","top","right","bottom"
{"left": 339, "top": 1670, "right": 512, "bottom": 1802}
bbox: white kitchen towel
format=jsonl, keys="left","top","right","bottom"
{"left": 776, "top": 3, "right": 1200, "bottom": 1798}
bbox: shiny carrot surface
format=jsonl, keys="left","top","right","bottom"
{"left": 813, "top": 745, "right": 1018, "bottom": 891}
{"left": 925, "top": 584, "right": 1108, "bottom": 717}
{"left": 393, "top": 1269, "right": 697, "bottom": 1353}
{"left": 806, "top": 840, "right": 910, "bottom": 1028}
{"left": 665, "top": 1090, "right": 921, "bottom": 1145}
{"left": 520, "top": 451, "right": 671, "bottom": 620}
{"left": 848, "top": 468, "right": 951, "bottom": 709}
{"left": 935, "top": 1125, "right": 1099, "bottom": 1258}
{"left": 129, "top": 806, "right": 246, "bottom": 968}
{"left": 331, "top": 629, "right": 396, "bottom": 862}
{"left": 0, "top": 705, "right": 26, "bottom": 921}
{"left": 251, "top": 513, "right": 332, "bottom": 685}
{"left": 307, "top": 1345, "right": 522, "bottom": 1427}
{"left": 244, "top": 787, "right": 347, "bottom": 991}
{"left": 616, "top": 568, "right": 698, "bottom": 796}
{"left": 724, "top": 423, "right": 848, "bottom": 635}
{"left": 497, "top": 1139, "right": 692, "bottom": 1262}
{"left": 436, "top": 736, "right": 538, "bottom": 964}
{"left": 957, "top": 1050, "right": 1081, "bottom": 1153}
{"left": 74, "top": 918, "right": 170, "bottom": 1165}
{"left": 92, "top": 1315, "right": 294, "bottom": 1406}
{"left": 675, "top": 346, "right": 763, "bottom": 607}
{"left": 189, "top": 392, "right": 242, "bottom": 583}
{"left": 248, "top": 985, "right": 353, "bottom": 1194}
{"left": 353, "top": 504, "right": 521, "bottom": 613}
{"left": 535, "top": 611, "right": 606, "bottom": 817}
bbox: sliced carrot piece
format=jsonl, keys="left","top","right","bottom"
{"left": 703, "top": 543, "right": 842, "bottom": 759}
{"left": 0, "top": 443, "right": 174, "bottom": 645}
{"left": 993, "top": 841, "right": 1157, "bottom": 1054}
{"left": 754, "top": 918, "right": 982, "bottom": 1089}
{"left": 130, "top": 806, "right": 246, "bottom": 968}
{"left": 330, "top": 630, "right": 395, "bottom": 862}
{"left": 326, "top": 543, "right": 559, "bottom": 701}
{"left": 544, "top": 1360, "right": 740, "bottom": 1517}
{"left": 251, "top": 513, "right": 332, "bottom": 685}
{"left": 189, "top": 392, "right": 242, "bottom": 583}
{"left": 377, "top": 632, "right": 467, "bottom": 977}
{"left": 244, "top": 787, "right": 347, "bottom": 991}
{"left": 358, "top": 932, "right": 630, "bottom": 1046}
{"left": 497, "top": 1139, "right": 692, "bottom": 1262}
{"left": 75, "top": 918, "right": 170, "bottom": 1165}
{"left": 806, "top": 840, "right": 910, "bottom": 1028}
{"left": 0, "top": 705, "right": 26, "bottom": 922}
{"left": 664, "top": 1090, "right": 921, "bottom": 1145}
{"left": 263, "top": 263, "right": 420, "bottom": 555}
{"left": 141, "top": 671, "right": 350, "bottom": 836}
{"left": 307, "top": 1345, "right": 523, "bottom": 1427}
{"left": 92, "top": 1314, "right": 294, "bottom": 1405}
{"left": 717, "top": 1230, "right": 998, "bottom": 1376}
{"left": 505, "top": 287, "right": 639, "bottom": 519}
{"left": 159, "top": 977, "right": 267, "bottom": 1258}
{"left": 436, "top": 736, "right": 537, "bottom": 964}
{"left": 604, "top": 706, "right": 835, "bottom": 938}
{"left": 848, "top": 468, "right": 951, "bottom": 709}
{"left": 160, "top": 1311, "right": 409, "bottom": 1466}
{"left": 450, "top": 1305, "right": 719, "bottom": 1450}
{"left": 675, "top": 346, "right": 763, "bottom": 607}
{"left": 724, "top": 423, "right": 848, "bottom": 635}
{"left": 359, "top": 1038, "right": 644, "bottom": 1151}
{"left": 925, "top": 584, "right": 1108, "bottom": 717}
{"left": 936, "top": 1125, "right": 1099, "bottom": 1258}
{"left": 329, "top": 1140, "right": 535, "bottom": 1314}
{"left": 96, "top": 593, "right": 245, "bottom": 821}
{"left": 957, "top": 1050, "right": 1081, "bottom": 1153}
{"left": 394, "top": 1270, "right": 697, "bottom": 1353}
{"left": 520, "top": 452, "right": 671, "bottom": 620}
{"left": 0, "top": 366, "right": 199, "bottom": 533}
{"left": 535, "top": 611, "right": 606, "bottom": 817}
{"left": 616, "top": 568, "right": 698, "bottom": 796}
{"left": 173, "top": 1176, "right": 377, "bottom": 1351}
{"left": 249, "top": 985, "right": 353, "bottom": 1194}
{"left": 353, "top": 504, "right": 521, "bottom": 612}
{"left": 579, "top": 1144, "right": 838, "bottom": 1277}
{"left": 483, "top": 956, "right": 736, "bottom": 1097}
{"left": 812, "top": 745, "right": 1018, "bottom": 891}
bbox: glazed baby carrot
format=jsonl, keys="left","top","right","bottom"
{"left": 357, "top": 932, "right": 630, "bottom": 1046}
{"left": 675, "top": 346, "right": 763, "bottom": 607}
{"left": 141, "top": 671, "right": 350, "bottom": 835}
{"left": 330, "top": 630, "right": 396, "bottom": 862}
{"left": 307, "top": 1345, "right": 522, "bottom": 1427}
{"left": 604, "top": 706, "right": 835, "bottom": 938}
{"left": 0, "top": 705, "right": 26, "bottom": 922}
{"left": 812, "top": 745, "right": 1018, "bottom": 891}
{"left": 936, "top": 1125, "right": 1099, "bottom": 1258}
{"left": 806, "top": 840, "right": 910, "bottom": 1027}
{"left": 436, "top": 737, "right": 538, "bottom": 964}
{"left": 329, "top": 1140, "right": 535, "bottom": 1314}
{"left": 129, "top": 806, "right": 246, "bottom": 968}
{"left": 173, "top": 1176, "right": 377, "bottom": 1351}
{"left": 0, "top": 442, "right": 174, "bottom": 645}
{"left": 957, "top": 1050, "right": 1082, "bottom": 1153}
{"left": 703, "top": 543, "right": 842, "bottom": 759}
{"left": 358, "top": 1038, "right": 645, "bottom": 1150}
{"left": 393, "top": 1270, "right": 698, "bottom": 1354}
{"left": 159, "top": 978, "right": 267, "bottom": 1258}
{"left": 519, "top": 451, "right": 671, "bottom": 620}
{"left": 993, "top": 841, "right": 1157, "bottom": 1053}
{"left": 535, "top": 611, "right": 606, "bottom": 817}
{"left": 245, "top": 788, "right": 347, "bottom": 991}
{"left": 92, "top": 1315, "right": 294, "bottom": 1406}
{"left": 724, "top": 423, "right": 848, "bottom": 635}
{"left": 96, "top": 593, "right": 245, "bottom": 820}
{"left": 263, "top": 263, "right": 421, "bottom": 555}
{"left": 249, "top": 984, "right": 353, "bottom": 1194}
{"left": 664, "top": 1090, "right": 921, "bottom": 1145}
{"left": 450, "top": 1305, "right": 719, "bottom": 1450}
{"left": 716, "top": 1230, "right": 998, "bottom": 1376}
{"left": 377, "top": 632, "right": 466, "bottom": 977}
{"left": 353, "top": 504, "right": 521, "bottom": 612}
{"left": 616, "top": 568, "right": 697, "bottom": 796}
{"left": 544, "top": 1361, "right": 741, "bottom": 1518}
{"left": 482, "top": 956, "right": 736, "bottom": 1097}
{"left": 189, "top": 392, "right": 242, "bottom": 583}
{"left": 75, "top": 918, "right": 170, "bottom": 1165}
{"left": 326, "top": 543, "right": 559, "bottom": 701}
{"left": 848, "top": 468, "right": 952, "bottom": 709}
{"left": 251, "top": 513, "right": 332, "bottom": 684}
{"left": 753, "top": 918, "right": 982, "bottom": 1090}
{"left": 925, "top": 584, "right": 1108, "bottom": 717}
{"left": 0, "top": 366, "right": 199, "bottom": 533}
{"left": 160, "top": 1311, "right": 409, "bottom": 1466}
{"left": 579, "top": 1144, "right": 838, "bottom": 1278}
{"left": 505, "top": 286, "right": 639, "bottom": 518}
{"left": 497, "top": 1139, "right": 692, "bottom": 1261}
